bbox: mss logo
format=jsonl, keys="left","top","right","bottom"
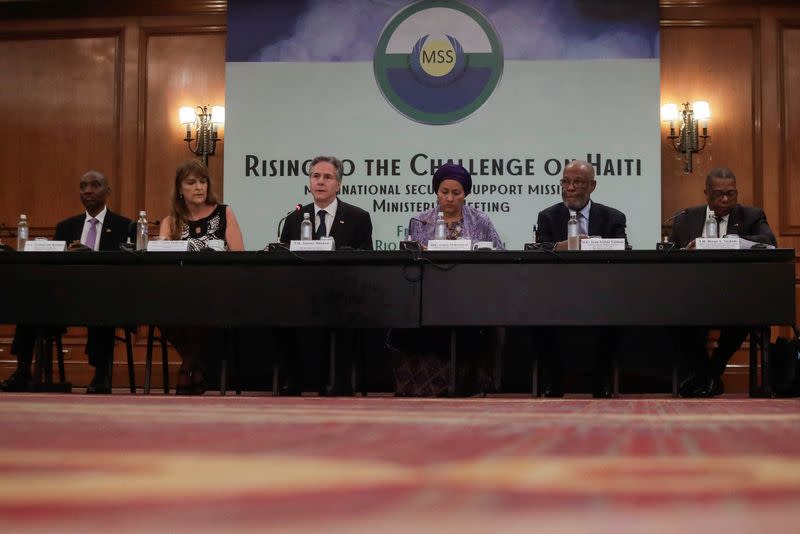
{"left": 374, "top": 0, "right": 504, "bottom": 125}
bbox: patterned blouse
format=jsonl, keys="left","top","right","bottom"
{"left": 181, "top": 204, "right": 228, "bottom": 251}
{"left": 409, "top": 203, "right": 504, "bottom": 249}
{"left": 445, "top": 219, "right": 463, "bottom": 240}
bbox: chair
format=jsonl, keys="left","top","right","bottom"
{"left": 34, "top": 327, "right": 137, "bottom": 393}
{"left": 220, "top": 327, "right": 242, "bottom": 396}
{"left": 271, "top": 329, "right": 362, "bottom": 396}
{"left": 32, "top": 328, "right": 70, "bottom": 393}
{"left": 113, "top": 328, "right": 137, "bottom": 394}
{"left": 144, "top": 325, "right": 170, "bottom": 394}
{"left": 144, "top": 325, "right": 241, "bottom": 395}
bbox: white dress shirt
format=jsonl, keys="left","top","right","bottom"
{"left": 314, "top": 198, "right": 337, "bottom": 237}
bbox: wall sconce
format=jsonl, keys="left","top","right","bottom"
{"left": 661, "top": 101, "right": 710, "bottom": 174}
{"left": 179, "top": 105, "right": 225, "bottom": 166}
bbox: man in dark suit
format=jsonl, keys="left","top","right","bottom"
{"left": 533, "top": 160, "right": 628, "bottom": 398}
{"left": 0, "top": 170, "right": 133, "bottom": 394}
{"left": 280, "top": 156, "right": 373, "bottom": 250}
{"left": 670, "top": 167, "right": 777, "bottom": 397}
{"left": 277, "top": 156, "right": 373, "bottom": 396}
{"left": 536, "top": 161, "right": 627, "bottom": 247}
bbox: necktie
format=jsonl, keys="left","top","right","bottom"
{"left": 315, "top": 210, "right": 328, "bottom": 239}
{"left": 576, "top": 211, "right": 587, "bottom": 236}
{"left": 715, "top": 216, "right": 723, "bottom": 237}
{"left": 85, "top": 218, "right": 99, "bottom": 250}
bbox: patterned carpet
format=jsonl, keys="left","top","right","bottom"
{"left": 1, "top": 395, "right": 799, "bottom": 532}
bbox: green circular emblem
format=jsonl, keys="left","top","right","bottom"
{"left": 374, "top": 0, "right": 504, "bottom": 125}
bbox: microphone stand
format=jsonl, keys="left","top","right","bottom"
{"left": 658, "top": 209, "right": 687, "bottom": 251}
{"left": 267, "top": 204, "right": 302, "bottom": 251}
{"left": 399, "top": 217, "right": 426, "bottom": 252}
{"left": 0, "top": 223, "right": 10, "bottom": 251}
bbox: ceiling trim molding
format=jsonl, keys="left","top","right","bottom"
{"left": 0, "top": 0, "right": 226, "bottom": 19}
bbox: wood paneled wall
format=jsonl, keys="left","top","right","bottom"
{"left": 779, "top": 22, "right": 800, "bottom": 235}
{"left": 1, "top": 1, "right": 798, "bottom": 389}
{"left": 660, "top": 2, "right": 800, "bottom": 339}
{"left": 0, "top": 14, "right": 225, "bottom": 231}
{"left": 0, "top": 12, "right": 226, "bottom": 386}
{"left": 660, "top": 23, "right": 760, "bottom": 209}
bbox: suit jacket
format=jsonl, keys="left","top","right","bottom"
{"left": 13, "top": 209, "right": 134, "bottom": 364}
{"left": 280, "top": 199, "right": 373, "bottom": 250}
{"left": 536, "top": 201, "right": 627, "bottom": 244}
{"left": 668, "top": 204, "right": 776, "bottom": 249}
{"left": 54, "top": 209, "right": 134, "bottom": 250}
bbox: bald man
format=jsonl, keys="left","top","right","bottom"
{"left": 533, "top": 160, "right": 628, "bottom": 397}
{"left": 536, "top": 160, "right": 627, "bottom": 249}
{"left": 0, "top": 171, "right": 133, "bottom": 394}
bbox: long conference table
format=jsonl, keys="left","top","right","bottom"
{"left": 0, "top": 248, "right": 795, "bottom": 396}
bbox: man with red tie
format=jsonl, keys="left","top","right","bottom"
{"left": 0, "top": 171, "right": 133, "bottom": 394}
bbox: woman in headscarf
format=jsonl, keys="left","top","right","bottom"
{"left": 392, "top": 163, "right": 505, "bottom": 397}
{"left": 408, "top": 162, "right": 503, "bottom": 249}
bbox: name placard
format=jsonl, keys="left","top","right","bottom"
{"left": 427, "top": 239, "right": 472, "bottom": 251}
{"left": 289, "top": 239, "right": 335, "bottom": 251}
{"left": 695, "top": 237, "right": 739, "bottom": 250}
{"left": 146, "top": 240, "right": 189, "bottom": 252}
{"left": 207, "top": 239, "right": 226, "bottom": 251}
{"left": 23, "top": 240, "right": 66, "bottom": 252}
{"left": 580, "top": 238, "right": 626, "bottom": 251}
{"left": 472, "top": 241, "right": 495, "bottom": 250}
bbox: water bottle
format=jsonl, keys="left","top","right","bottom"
{"left": 434, "top": 211, "right": 447, "bottom": 240}
{"left": 567, "top": 213, "right": 580, "bottom": 250}
{"left": 704, "top": 213, "right": 718, "bottom": 238}
{"left": 136, "top": 210, "right": 148, "bottom": 250}
{"left": 17, "top": 214, "right": 29, "bottom": 251}
{"left": 531, "top": 224, "right": 538, "bottom": 243}
{"left": 300, "top": 212, "right": 313, "bottom": 240}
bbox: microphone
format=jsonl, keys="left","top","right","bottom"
{"left": 408, "top": 217, "right": 429, "bottom": 236}
{"left": 0, "top": 223, "right": 9, "bottom": 251}
{"left": 663, "top": 208, "right": 688, "bottom": 224}
{"left": 400, "top": 217, "right": 429, "bottom": 251}
{"left": 658, "top": 210, "right": 687, "bottom": 251}
{"left": 407, "top": 216, "right": 430, "bottom": 241}
{"left": 276, "top": 203, "right": 302, "bottom": 240}
{"left": 120, "top": 220, "right": 137, "bottom": 251}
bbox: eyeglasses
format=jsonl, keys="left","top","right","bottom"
{"left": 559, "top": 179, "right": 590, "bottom": 189}
{"left": 708, "top": 189, "right": 738, "bottom": 200}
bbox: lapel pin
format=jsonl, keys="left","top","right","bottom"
{"left": 339, "top": 220, "right": 345, "bottom": 224}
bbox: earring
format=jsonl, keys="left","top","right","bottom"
{"left": 179, "top": 193, "right": 183, "bottom": 199}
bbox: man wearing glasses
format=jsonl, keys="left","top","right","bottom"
{"left": 669, "top": 167, "right": 775, "bottom": 249}
{"left": 533, "top": 159, "right": 627, "bottom": 398}
{"left": 536, "top": 159, "right": 627, "bottom": 250}
{"left": 670, "top": 167, "right": 776, "bottom": 397}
